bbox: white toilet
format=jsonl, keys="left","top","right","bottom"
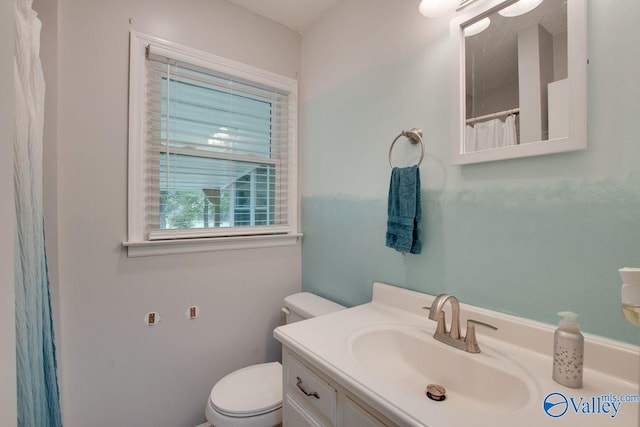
{"left": 204, "top": 292, "right": 345, "bottom": 427}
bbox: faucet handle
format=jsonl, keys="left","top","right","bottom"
{"left": 464, "top": 319, "right": 498, "bottom": 353}
{"left": 467, "top": 319, "right": 498, "bottom": 331}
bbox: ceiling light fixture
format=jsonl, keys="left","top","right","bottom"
{"left": 419, "top": 0, "right": 482, "bottom": 18}
{"left": 498, "top": 0, "right": 544, "bottom": 17}
{"left": 418, "top": 0, "right": 459, "bottom": 18}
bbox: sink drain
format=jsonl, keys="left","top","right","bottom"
{"left": 426, "top": 384, "right": 446, "bottom": 402}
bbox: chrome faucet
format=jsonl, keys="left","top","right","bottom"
{"left": 425, "top": 294, "right": 497, "bottom": 353}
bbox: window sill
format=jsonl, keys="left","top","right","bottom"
{"left": 123, "top": 233, "right": 302, "bottom": 257}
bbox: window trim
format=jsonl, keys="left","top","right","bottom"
{"left": 124, "top": 31, "right": 299, "bottom": 257}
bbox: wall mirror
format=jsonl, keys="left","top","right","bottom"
{"left": 450, "top": 0, "right": 586, "bottom": 165}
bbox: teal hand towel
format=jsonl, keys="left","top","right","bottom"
{"left": 385, "top": 165, "right": 422, "bottom": 254}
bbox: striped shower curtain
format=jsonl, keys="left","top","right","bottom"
{"left": 14, "top": 0, "right": 63, "bottom": 425}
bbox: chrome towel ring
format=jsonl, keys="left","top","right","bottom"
{"left": 388, "top": 128, "right": 425, "bottom": 168}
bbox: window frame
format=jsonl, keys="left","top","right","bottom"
{"left": 124, "top": 32, "right": 300, "bottom": 257}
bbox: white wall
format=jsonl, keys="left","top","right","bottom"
{"left": 0, "top": 0, "right": 17, "bottom": 425}
{"left": 36, "top": 1, "right": 302, "bottom": 426}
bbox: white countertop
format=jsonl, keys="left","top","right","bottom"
{"left": 274, "top": 283, "right": 640, "bottom": 427}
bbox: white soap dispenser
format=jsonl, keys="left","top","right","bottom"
{"left": 552, "top": 311, "right": 584, "bottom": 388}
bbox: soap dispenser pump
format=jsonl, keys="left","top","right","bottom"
{"left": 552, "top": 311, "right": 584, "bottom": 388}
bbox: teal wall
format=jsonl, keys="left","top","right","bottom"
{"left": 300, "top": 0, "right": 640, "bottom": 344}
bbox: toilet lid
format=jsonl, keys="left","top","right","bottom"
{"left": 210, "top": 362, "right": 283, "bottom": 417}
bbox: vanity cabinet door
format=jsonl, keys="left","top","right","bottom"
{"left": 284, "top": 394, "right": 325, "bottom": 427}
{"left": 282, "top": 348, "right": 397, "bottom": 427}
{"left": 284, "top": 352, "right": 337, "bottom": 426}
{"left": 339, "top": 396, "right": 389, "bottom": 427}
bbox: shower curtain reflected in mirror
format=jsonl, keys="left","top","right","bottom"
{"left": 465, "top": 114, "right": 518, "bottom": 153}
{"left": 14, "top": 0, "right": 62, "bottom": 426}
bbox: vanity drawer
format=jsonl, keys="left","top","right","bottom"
{"left": 286, "top": 353, "right": 337, "bottom": 424}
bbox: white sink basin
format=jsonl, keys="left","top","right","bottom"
{"left": 349, "top": 325, "right": 534, "bottom": 414}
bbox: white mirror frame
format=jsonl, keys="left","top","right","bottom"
{"left": 450, "top": 0, "right": 587, "bottom": 165}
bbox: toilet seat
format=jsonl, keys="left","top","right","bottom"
{"left": 205, "top": 402, "right": 281, "bottom": 427}
{"left": 210, "top": 362, "right": 283, "bottom": 417}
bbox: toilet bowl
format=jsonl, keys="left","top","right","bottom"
{"left": 205, "top": 292, "right": 345, "bottom": 427}
{"left": 205, "top": 362, "right": 282, "bottom": 427}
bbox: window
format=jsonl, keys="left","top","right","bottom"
{"left": 125, "top": 32, "right": 299, "bottom": 256}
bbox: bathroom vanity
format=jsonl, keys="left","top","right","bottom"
{"left": 274, "top": 283, "right": 639, "bottom": 426}
{"left": 283, "top": 349, "right": 396, "bottom": 426}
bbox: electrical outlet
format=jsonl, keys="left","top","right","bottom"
{"left": 145, "top": 311, "right": 160, "bottom": 326}
{"left": 187, "top": 305, "right": 199, "bottom": 319}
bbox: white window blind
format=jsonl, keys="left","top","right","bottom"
{"left": 143, "top": 45, "right": 292, "bottom": 241}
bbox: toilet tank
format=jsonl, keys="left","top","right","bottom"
{"left": 282, "top": 292, "right": 345, "bottom": 324}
